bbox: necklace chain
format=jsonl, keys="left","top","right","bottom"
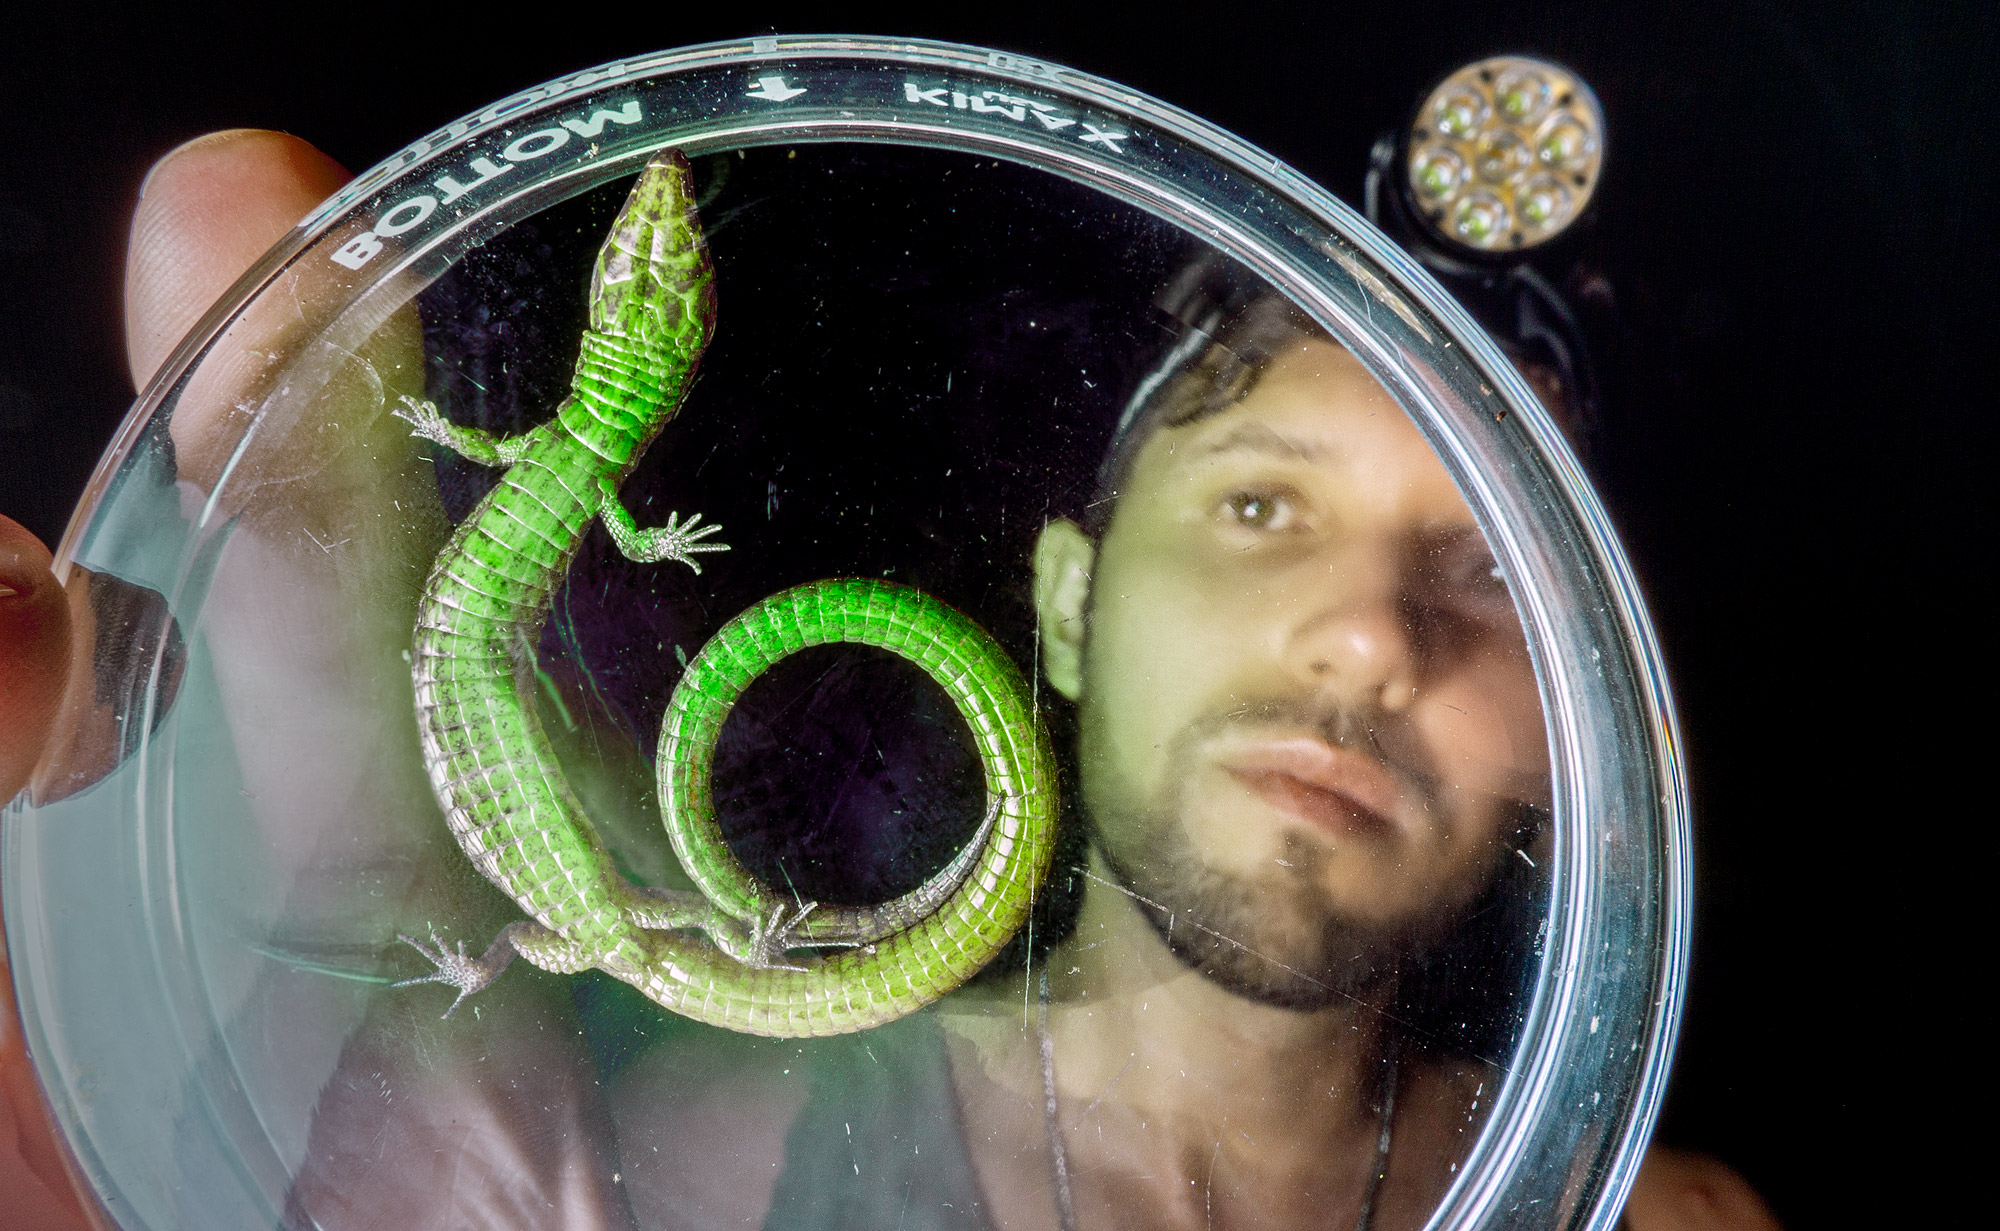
{"left": 1035, "top": 967, "right": 1396, "bottom": 1231}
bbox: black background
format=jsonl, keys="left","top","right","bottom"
{"left": 3, "top": 4, "right": 1988, "bottom": 1226}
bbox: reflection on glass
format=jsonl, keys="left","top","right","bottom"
{"left": 579, "top": 156, "right": 1551, "bottom": 1230}
{"left": 20, "top": 144, "right": 1552, "bottom": 1231}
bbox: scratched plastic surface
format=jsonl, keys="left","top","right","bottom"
{"left": 3, "top": 38, "right": 1686, "bottom": 1231}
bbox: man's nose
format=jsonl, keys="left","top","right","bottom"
{"left": 1281, "top": 575, "right": 1418, "bottom": 713}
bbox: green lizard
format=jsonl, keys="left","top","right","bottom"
{"left": 390, "top": 150, "right": 1057, "bottom": 1037}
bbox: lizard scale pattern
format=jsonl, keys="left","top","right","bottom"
{"left": 392, "top": 150, "right": 1058, "bottom": 1037}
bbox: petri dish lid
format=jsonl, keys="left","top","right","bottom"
{"left": 6, "top": 36, "right": 1686, "bottom": 1231}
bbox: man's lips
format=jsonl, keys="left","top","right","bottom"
{"left": 1214, "top": 737, "right": 1407, "bottom": 840}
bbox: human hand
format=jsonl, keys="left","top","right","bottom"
{"left": 0, "top": 126, "right": 347, "bottom": 1230}
{"left": 0, "top": 126, "right": 358, "bottom": 1231}
{"left": 2, "top": 129, "right": 632, "bottom": 1229}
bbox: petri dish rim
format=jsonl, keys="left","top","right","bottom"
{"left": 19, "top": 35, "right": 1688, "bottom": 1231}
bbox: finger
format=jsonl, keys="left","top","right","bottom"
{"left": 1622, "top": 1145, "right": 1782, "bottom": 1231}
{"left": 0, "top": 515, "right": 69, "bottom": 805}
{"left": 119, "top": 128, "right": 464, "bottom": 1056}
{"left": 125, "top": 128, "right": 349, "bottom": 392}
{"left": 0, "top": 975, "right": 94, "bottom": 1231}
{"left": 129, "top": 129, "right": 431, "bottom": 543}
{"left": 127, "top": 130, "right": 375, "bottom": 526}
{"left": 0, "top": 518, "right": 95, "bottom": 1227}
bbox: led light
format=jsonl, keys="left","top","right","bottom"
{"left": 1493, "top": 66, "right": 1553, "bottom": 125}
{"left": 1475, "top": 130, "right": 1530, "bottom": 183}
{"left": 1517, "top": 175, "right": 1573, "bottom": 227}
{"left": 1538, "top": 120, "right": 1591, "bottom": 170}
{"left": 1453, "top": 191, "right": 1512, "bottom": 245}
{"left": 1411, "top": 146, "right": 1469, "bottom": 198}
{"left": 1406, "top": 56, "right": 1604, "bottom": 252}
{"left": 1434, "top": 88, "right": 1488, "bottom": 138}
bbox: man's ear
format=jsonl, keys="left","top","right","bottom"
{"left": 1033, "top": 518, "right": 1094, "bottom": 702}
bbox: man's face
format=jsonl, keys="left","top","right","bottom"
{"left": 1044, "top": 339, "right": 1549, "bottom": 1007}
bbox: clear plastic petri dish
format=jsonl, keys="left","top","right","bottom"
{"left": 4, "top": 36, "right": 1686, "bottom": 1231}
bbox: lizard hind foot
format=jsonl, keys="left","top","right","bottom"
{"left": 742, "top": 901, "right": 820, "bottom": 972}
{"left": 596, "top": 479, "right": 731, "bottom": 574}
{"left": 394, "top": 931, "right": 507, "bottom": 1019}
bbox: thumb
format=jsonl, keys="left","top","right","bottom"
{"left": 0, "top": 515, "right": 69, "bottom": 806}
{"left": 125, "top": 128, "right": 350, "bottom": 392}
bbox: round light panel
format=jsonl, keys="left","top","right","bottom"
{"left": 1408, "top": 56, "right": 1605, "bottom": 253}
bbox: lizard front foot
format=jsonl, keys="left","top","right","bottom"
{"left": 391, "top": 396, "right": 456, "bottom": 448}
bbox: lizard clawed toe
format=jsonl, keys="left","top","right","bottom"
{"left": 394, "top": 931, "right": 494, "bottom": 1019}
{"left": 391, "top": 396, "right": 454, "bottom": 446}
{"left": 743, "top": 901, "right": 819, "bottom": 972}
{"left": 597, "top": 476, "right": 732, "bottom": 574}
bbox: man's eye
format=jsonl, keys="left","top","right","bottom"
{"left": 1221, "top": 490, "right": 1300, "bottom": 532}
{"left": 1444, "top": 553, "right": 1518, "bottom": 615}
{"left": 1443, "top": 553, "right": 1509, "bottom": 594}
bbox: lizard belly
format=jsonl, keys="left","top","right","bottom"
{"left": 412, "top": 450, "right": 626, "bottom": 944}
{"left": 394, "top": 152, "right": 1057, "bottom": 1037}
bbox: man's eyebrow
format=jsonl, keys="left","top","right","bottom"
{"left": 1199, "top": 422, "right": 1323, "bottom": 462}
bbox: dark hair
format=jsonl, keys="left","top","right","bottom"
{"left": 1083, "top": 258, "right": 1592, "bottom": 541}
{"left": 1084, "top": 262, "right": 1319, "bottom": 537}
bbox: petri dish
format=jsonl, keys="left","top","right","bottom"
{"left": 4, "top": 36, "right": 1686, "bottom": 1231}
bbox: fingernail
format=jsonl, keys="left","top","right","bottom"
{"left": 0, "top": 516, "right": 53, "bottom": 602}
{"left": 139, "top": 128, "right": 264, "bottom": 200}
{"left": 0, "top": 552, "right": 42, "bottom": 601}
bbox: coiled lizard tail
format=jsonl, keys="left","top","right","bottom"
{"left": 650, "top": 579, "right": 1059, "bottom": 1035}
{"left": 394, "top": 149, "right": 1058, "bottom": 1036}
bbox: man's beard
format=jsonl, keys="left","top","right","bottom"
{"left": 1084, "top": 700, "right": 1457, "bottom": 1013}
{"left": 1094, "top": 814, "right": 1430, "bottom": 1011}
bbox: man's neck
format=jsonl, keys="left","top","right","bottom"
{"left": 1039, "top": 849, "right": 1384, "bottom": 1132}
{"left": 939, "top": 850, "right": 1397, "bottom": 1230}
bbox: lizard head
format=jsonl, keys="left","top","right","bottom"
{"left": 589, "top": 150, "right": 718, "bottom": 361}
